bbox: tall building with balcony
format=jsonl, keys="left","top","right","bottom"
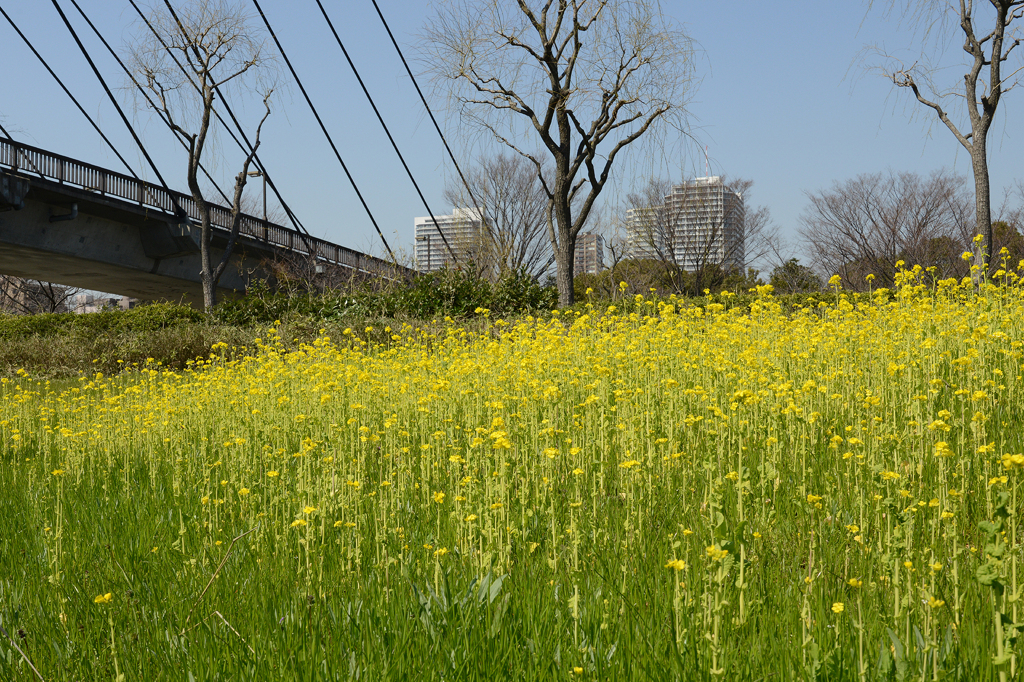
{"left": 574, "top": 232, "right": 604, "bottom": 274}
{"left": 414, "top": 208, "right": 486, "bottom": 273}
{"left": 626, "top": 176, "right": 745, "bottom": 271}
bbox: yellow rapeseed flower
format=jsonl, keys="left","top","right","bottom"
{"left": 94, "top": 593, "right": 113, "bottom": 604}
{"left": 832, "top": 603, "right": 844, "bottom": 614}
{"left": 706, "top": 545, "right": 729, "bottom": 561}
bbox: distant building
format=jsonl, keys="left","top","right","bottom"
{"left": 626, "top": 176, "right": 744, "bottom": 271}
{"left": 414, "top": 208, "right": 486, "bottom": 272}
{"left": 574, "top": 232, "right": 604, "bottom": 274}
{"left": 71, "top": 293, "right": 138, "bottom": 314}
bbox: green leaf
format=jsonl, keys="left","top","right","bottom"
{"left": 489, "top": 574, "right": 505, "bottom": 605}
{"left": 976, "top": 560, "right": 1002, "bottom": 586}
{"left": 979, "top": 520, "right": 1001, "bottom": 537}
{"left": 985, "top": 542, "right": 1006, "bottom": 558}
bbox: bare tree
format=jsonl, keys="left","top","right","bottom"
{"left": 127, "top": 0, "right": 275, "bottom": 311}
{"left": 873, "top": 0, "right": 1024, "bottom": 266}
{"left": 425, "top": 0, "right": 698, "bottom": 306}
{"left": 444, "top": 152, "right": 554, "bottom": 280}
{"left": 769, "top": 259, "right": 823, "bottom": 294}
{"left": 0, "top": 276, "right": 80, "bottom": 314}
{"left": 624, "top": 175, "right": 776, "bottom": 295}
{"left": 799, "top": 169, "right": 973, "bottom": 288}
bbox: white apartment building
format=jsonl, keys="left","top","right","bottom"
{"left": 414, "top": 208, "right": 486, "bottom": 273}
{"left": 626, "top": 176, "right": 745, "bottom": 271}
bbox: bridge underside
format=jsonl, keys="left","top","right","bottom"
{"left": 0, "top": 171, "right": 278, "bottom": 306}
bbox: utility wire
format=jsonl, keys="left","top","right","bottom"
{"left": 128, "top": 0, "right": 311, "bottom": 242}
{"left": 369, "top": 0, "right": 484, "bottom": 230}
{"left": 0, "top": 3, "right": 141, "bottom": 180}
{"left": 314, "top": 0, "right": 459, "bottom": 264}
{"left": 249, "top": 0, "right": 398, "bottom": 262}
{"left": 50, "top": 0, "right": 187, "bottom": 219}
{"left": 156, "top": 0, "right": 315, "bottom": 251}
{"left": 65, "top": 0, "right": 233, "bottom": 206}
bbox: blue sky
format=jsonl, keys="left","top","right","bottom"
{"left": 2, "top": 1, "right": 1020, "bottom": 270}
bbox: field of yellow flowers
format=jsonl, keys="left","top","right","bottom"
{"left": 2, "top": 266, "right": 1023, "bottom": 680}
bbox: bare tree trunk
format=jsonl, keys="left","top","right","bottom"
{"left": 973, "top": 134, "right": 993, "bottom": 269}
{"left": 554, "top": 231, "right": 575, "bottom": 307}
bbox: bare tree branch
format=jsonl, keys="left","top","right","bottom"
{"left": 869, "top": 0, "right": 1024, "bottom": 265}
{"left": 126, "top": 0, "right": 276, "bottom": 311}
{"left": 799, "top": 169, "right": 973, "bottom": 288}
{"left": 425, "top": 0, "right": 697, "bottom": 305}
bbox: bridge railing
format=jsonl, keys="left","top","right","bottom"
{"left": 0, "top": 137, "right": 413, "bottom": 279}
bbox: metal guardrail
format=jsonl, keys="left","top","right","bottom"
{"left": 0, "top": 137, "right": 412, "bottom": 279}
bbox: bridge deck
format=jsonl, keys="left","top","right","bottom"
{"left": 0, "top": 137, "right": 411, "bottom": 279}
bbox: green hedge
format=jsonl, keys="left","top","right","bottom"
{"left": 0, "top": 302, "right": 205, "bottom": 340}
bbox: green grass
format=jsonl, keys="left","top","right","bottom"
{"left": 2, "top": 274, "right": 1024, "bottom": 680}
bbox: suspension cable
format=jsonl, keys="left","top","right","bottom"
{"left": 369, "top": 0, "right": 485, "bottom": 227}
{"left": 250, "top": 0, "right": 397, "bottom": 262}
{"left": 65, "top": 0, "right": 232, "bottom": 206}
{"left": 128, "top": 0, "right": 310, "bottom": 240}
{"left": 314, "top": 0, "right": 459, "bottom": 265}
{"left": 50, "top": 0, "right": 187, "bottom": 219}
{"left": 0, "top": 3, "right": 141, "bottom": 180}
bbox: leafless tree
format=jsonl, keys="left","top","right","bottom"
{"left": 624, "top": 176, "right": 777, "bottom": 295}
{"left": 0, "top": 276, "right": 80, "bottom": 314}
{"left": 871, "top": 0, "right": 1024, "bottom": 267}
{"left": 444, "top": 152, "right": 554, "bottom": 280}
{"left": 127, "top": 0, "right": 275, "bottom": 311}
{"left": 424, "top": 0, "right": 698, "bottom": 306}
{"left": 799, "top": 169, "right": 973, "bottom": 288}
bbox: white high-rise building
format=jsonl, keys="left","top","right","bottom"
{"left": 626, "top": 176, "right": 744, "bottom": 271}
{"left": 414, "top": 208, "right": 486, "bottom": 273}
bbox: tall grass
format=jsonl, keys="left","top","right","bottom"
{"left": 1, "top": 264, "right": 1023, "bottom": 679}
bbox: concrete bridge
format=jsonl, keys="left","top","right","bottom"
{"left": 0, "top": 137, "right": 409, "bottom": 306}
